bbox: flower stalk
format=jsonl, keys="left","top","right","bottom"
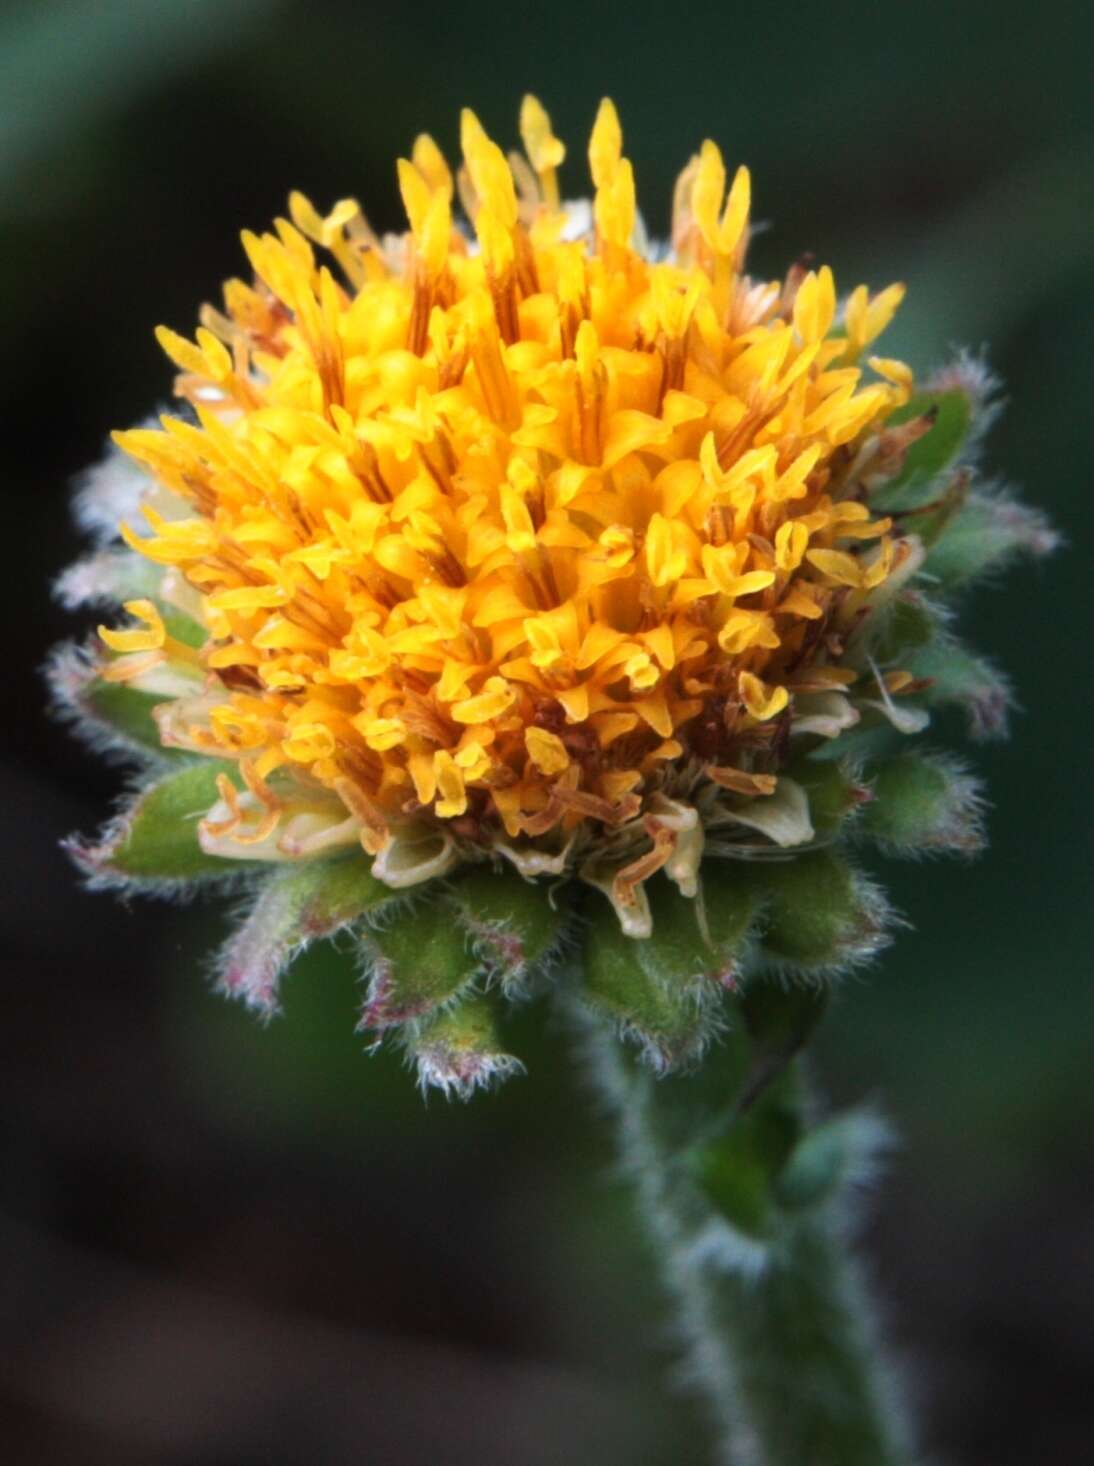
{"left": 578, "top": 996, "right": 912, "bottom": 1466}
{"left": 49, "top": 91, "right": 1057, "bottom": 1464}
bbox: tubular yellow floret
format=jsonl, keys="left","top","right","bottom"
{"left": 519, "top": 94, "right": 565, "bottom": 210}
{"left": 411, "top": 133, "right": 454, "bottom": 200}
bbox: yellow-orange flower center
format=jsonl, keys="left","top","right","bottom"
{"left": 108, "top": 97, "right": 913, "bottom": 855}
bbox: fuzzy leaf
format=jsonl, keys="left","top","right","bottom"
{"left": 690, "top": 1093, "right": 800, "bottom": 1240}
{"left": 449, "top": 865, "right": 570, "bottom": 988}
{"left": 55, "top": 544, "right": 205, "bottom": 648}
{"left": 54, "top": 547, "right": 162, "bottom": 610}
{"left": 70, "top": 760, "right": 251, "bottom": 884}
{"left": 83, "top": 678, "right": 176, "bottom": 755}
{"left": 157, "top": 605, "right": 207, "bottom": 649}
{"left": 218, "top": 853, "right": 400, "bottom": 1016}
{"left": 805, "top": 721, "right": 903, "bottom": 767}
{"left": 862, "top": 752, "right": 985, "bottom": 855}
{"left": 906, "top": 635, "right": 1011, "bottom": 739}
{"left": 867, "top": 593, "right": 938, "bottom": 664}
{"left": 581, "top": 918, "right": 711, "bottom": 1073}
{"left": 874, "top": 389, "right": 972, "bottom": 508}
{"left": 361, "top": 902, "right": 481, "bottom": 1029}
{"left": 580, "top": 874, "right": 756, "bottom": 1072}
{"left": 580, "top": 889, "right": 712, "bottom": 1073}
{"left": 700, "top": 864, "right": 761, "bottom": 963}
{"left": 305, "top": 852, "right": 397, "bottom": 931}
{"left": 774, "top": 1122, "right": 848, "bottom": 1210}
{"left": 785, "top": 758, "right": 863, "bottom": 837}
{"left": 47, "top": 641, "right": 179, "bottom": 764}
{"left": 924, "top": 488, "right": 1059, "bottom": 589}
{"left": 407, "top": 994, "right": 523, "bottom": 1098}
{"left": 641, "top": 873, "right": 754, "bottom": 986}
{"left": 745, "top": 851, "right": 889, "bottom": 973}
{"left": 775, "top": 1111, "right": 892, "bottom": 1211}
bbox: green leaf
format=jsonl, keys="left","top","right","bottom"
{"left": 581, "top": 892, "right": 713, "bottom": 1073}
{"left": 867, "top": 593, "right": 937, "bottom": 664}
{"left": 701, "top": 863, "right": 761, "bottom": 962}
{"left": 899, "top": 473, "right": 969, "bottom": 550}
{"left": 85, "top": 760, "right": 251, "bottom": 883}
{"left": 775, "top": 1112, "right": 890, "bottom": 1211}
{"left": 906, "top": 635, "right": 1011, "bottom": 738}
{"left": 924, "top": 489, "right": 1059, "bottom": 589}
{"left": 873, "top": 389, "right": 972, "bottom": 508}
{"left": 83, "top": 678, "right": 178, "bottom": 755}
{"left": 580, "top": 873, "right": 757, "bottom": 1072}
{"left": 159, "top": 606, "right": 206, "bottom": 649}
{"left": 217, "top": 853, "right": 401, "bottom": 1016}
{"left": 407, "top": 994, "right": 523, "bottom": 1098}
{"left": 745, "top": 852, "right": 886, "bottom": 972}
{"left": 688, "top": 1069, "right": 802, "bottom": 1239}
{"left": 862, "top": 753, "right": 985, "bottom": 855}
{"left": 784, "top": 758, "right": 862, "bottom": 838}
{"left": 301, "top": 852, "right": 397, "bottom": 935}
{"left": 449, "top": 865, "right": 570, "bottom": 987}
{"left": 361, "top": 902, "right": 481, "bottom": 1029}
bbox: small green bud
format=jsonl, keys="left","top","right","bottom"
{"left": 701, "top": 863, "right": 761, "bottom": 964}
{"left": 925, "top": 487, "right": 1060, "bottom": 589}
{"left": 906, "top": 634, "right": 1012, "bottom": 739}
{"left": 580, "top": 874, "right": 748, "bottom": 1072}
{"left": 406, "top": 993, "right": 523, "bottom": 1098}
{"left": 862, "top": 752, "right": 985, "bottom": 855}
{"left": 218, "top": 852, "right": 394, "bottom": 1016}
{"left": 745, "top": 851, "right": 891, "bottom": 974}
{"left": 361, "top": 902, "right": 480, "bottom": 1030}
{"left": 306, "top": 852, "right": 397, "bottom": 930}
{"left": 448, "top": 865, "right": 570, "bottom": 989}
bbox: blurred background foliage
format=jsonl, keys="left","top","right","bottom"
{"left": 2, "top": 1, "right": 1092, "bottom": 1462}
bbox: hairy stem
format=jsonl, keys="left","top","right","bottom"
{"left": 577, "top": 1008, "right": 914, "bottom": 1466}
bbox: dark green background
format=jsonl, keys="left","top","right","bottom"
{"left": 3, "top": 2, "right": 1091, "bottom": 1461}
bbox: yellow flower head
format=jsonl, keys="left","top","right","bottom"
{"left": 105, "top": 97, "right": 915, "bottom": 885}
